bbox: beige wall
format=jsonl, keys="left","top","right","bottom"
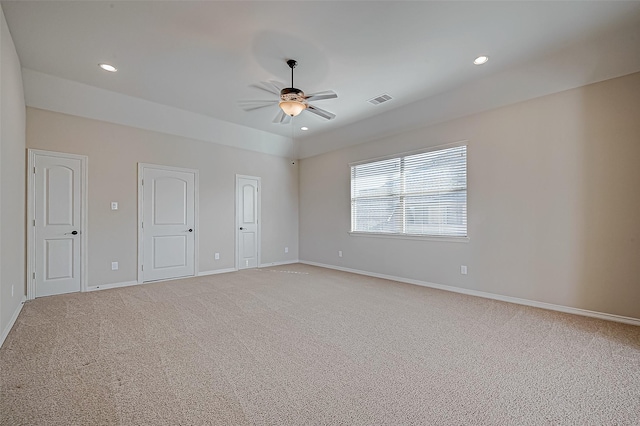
{"left": 0, "top": 6, "right": 26, "bottom": 339}
{"left": 299, "top": 72, "right": 640, "bottom": 320}
{"left": 27, "top": 108, "right": 299, "bottom": 287}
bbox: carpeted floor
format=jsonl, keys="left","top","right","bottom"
{"left": 1, "top": 264, "right": 639, "bottom": 425}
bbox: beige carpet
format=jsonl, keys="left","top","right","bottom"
{"left": 1, "top": 264, "right": 639, "bottom": 425}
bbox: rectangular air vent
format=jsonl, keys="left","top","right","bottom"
{"left": 368, "top": 93, "right": 393, "bottom": 105}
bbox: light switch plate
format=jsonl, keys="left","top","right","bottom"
{"left": 111, "top": 202, "right": 118, "bottom": 210}
{"left": 111, "top": 262, "right": 119, "bottom": 270}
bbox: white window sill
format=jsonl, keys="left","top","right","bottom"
{"left": 348, "top": 232, "right": 469, "bottom": 243}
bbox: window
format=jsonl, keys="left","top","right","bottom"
{"left": 350, "top": 144, "right": 467, "bottom": 238}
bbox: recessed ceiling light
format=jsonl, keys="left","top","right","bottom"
{"left": 99, "top": 63, "right": 117, "bottom": 72}
{"left": 473, "top": 56, "right": 489, "bottom": 65}
{"left": 300, "top": 127, "right": 309, "bottom": 131}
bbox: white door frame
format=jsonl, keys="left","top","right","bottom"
{"left": 235, "top": 174, "right": 261, "bottom": 270}
{"left": 137, "top": 163, "right": 199, "bottom": 283}
{"left": 27, "top": 149, "right": 88, "bottom": 300}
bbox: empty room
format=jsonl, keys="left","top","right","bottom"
{"left": 1, "top": 1, "right": 639, "bottom": 424}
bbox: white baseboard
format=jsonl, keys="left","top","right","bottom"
{"left": 86, "top": 280, "right": 139, "bottom": 292}
{"left": 300, "top": 260, "right": 640, "bottom": 326}
{"left": 1, "top": 296, "right": 26, "bottom": 348}
{"left": 259, "top": 260, "right": 299, "bottom": 268}
{"left": 198, "top": 268, "right": 237, "bottom": 276}
{"left": 86, "top": 268, "right": 240, "bottom": 292}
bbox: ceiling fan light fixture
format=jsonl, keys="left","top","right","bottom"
{"left": 279, "top": 100, "right": 306, "bottom": 117}
{"left": 279, "top": 87, "right": 307, "bottom": 116}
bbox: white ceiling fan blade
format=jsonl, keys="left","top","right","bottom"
{"left": 250, "top": 82, "right": 280, "bottom": 96}
{"left": 306, "top": 104, "right": 336, "bottom": 120}
{"left": 273, "top": 110, "right": 292, "bottom": 124}
{"left": 305, "top": 90, "right": 338, "bottom": 102}
{"left": 243, "top": 104, "right": 278, "bottom": 112}
{"left": 273, "top": 110, "right": 286, "bottom": 123}
{"left": 238, "top": 100, "right": 278, "bottom": 111}
{"left": 268, "top": 80, "right": 286, "bottom": 92}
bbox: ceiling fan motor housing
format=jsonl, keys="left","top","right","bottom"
{"left": 280, "top": 87, "right": 306, "bottom": 103}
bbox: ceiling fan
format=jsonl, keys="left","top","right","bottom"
{"left": 239, "top": 59, "right": 338, "bottom": 124}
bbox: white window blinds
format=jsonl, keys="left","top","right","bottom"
{"left": 351, "top": 145, "right": 467, "bottom": 237}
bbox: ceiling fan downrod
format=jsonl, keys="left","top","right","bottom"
{"left": 287, "top": 59, "right": 297, "bottom": 88}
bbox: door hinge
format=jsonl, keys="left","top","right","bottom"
{"left": 33, "top": 166, "right": 37, "bottom": 174}
{"left": 141, "top": 222, "right": 144, "bottom": 228}
{"left": 141, "top": 265, "right": 144, "bottom": 271}
{"left": 141, "top": 179, "right": 144, "bottom": 186}
{"left": 33, "top": 272, "right": 35, "bottom": 279}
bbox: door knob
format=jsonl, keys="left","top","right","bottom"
{"left": 239, "top": 227, "right": 244, "bottom": 230}
{"left": 188, "top": 228, "right": 193, "bottom": 232}
{"left": 65, "top": 230, "right": 79, "bottom": 235}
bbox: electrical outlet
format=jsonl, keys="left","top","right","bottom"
{"left": 111, "top": 262, "right": 119, "bottom": 271}
{"left": 285, "top": 247, "right": 289, "bottom": 253}
{"left": 215, "top": 253, "right": 220, "bottom": 260}
{"left": 338, "top": 250, "right": 343, "bottom": 258}
{"left": 461, "top": 265, "right": 467, "bottom": 275}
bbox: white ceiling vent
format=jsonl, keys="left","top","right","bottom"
{"left": 368, "top": 94, "right": 393, "bottom": 105}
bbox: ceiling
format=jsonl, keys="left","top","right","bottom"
{"left": 3, "top": 1, "right": 640, "bottom": 157}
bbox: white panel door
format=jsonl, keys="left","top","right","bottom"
{"left": 236, "top": 176, "right": 260, "bottom": 269}
{"left": 34, "top": 154, "right": 82, "bottom": 297}
{"left": 142, "top": 167, "right": 196, "bottom": 281}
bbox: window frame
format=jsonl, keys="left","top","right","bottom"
{"left": 349, "top": 141, "right": 469, "bottom": 242}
